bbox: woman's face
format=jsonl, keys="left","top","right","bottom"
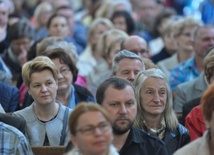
{"left": 107, "top": 40, "right": 121, "bottom": 67}
{"left": 90, "top": 23, "right": 111, "bottom": 46}
{"left": 163, "top": 32, "right": 178, "bottom": 52}
{"left": 112, "top": 16, "right": 127, "bottom": 33}
{"left": 71, "top": 111, "right": 113, "bottom": 155}
{"left": 175, "top": 26, "right": 196, "bottom": 52}
{"left": 51, "top": 58, "right": 73, "bottom": 92}
{"left": 140, "top": 77, "right": 167, "bottom": 116}
{"left": 48, "top": 16, "right": 69, "bottom": 38}
{"left": 28, "top": 69, "right": 58, "bottom": 106}
{"left": 38, "top": 9, "right": 52, "bottom": 27}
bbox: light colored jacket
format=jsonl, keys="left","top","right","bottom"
{"left": 174, "top": 73, "right": 208, "bottom": 112}
{"left": 13, "top": 102, "right": 72, "bottom": 146}
{"left": 173, "top": 131, "right": 210, "bottom": 155}
{"left": 66, "top": 145, "right": 119, "bottom": 155}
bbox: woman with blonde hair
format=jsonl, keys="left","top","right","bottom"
{"left": 77, "top": 18, "right": 113, "bottom": 79}
{"left": 87, "top": 28, "right": 128, "bottom": 96}
{"left": 32, "top": 2, "right": 53, "bottom": 40}
{"left": 133, "top": 68, "right": 190, "bottom": 154}
{"left": 14, "top": 56, "right": 71, "bottom": 146}
{"left": 67, "top": 102, "right": 119, "bottom": 155}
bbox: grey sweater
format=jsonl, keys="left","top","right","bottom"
{"left": 13, "top": 101, "right": 71, "bottom": 146}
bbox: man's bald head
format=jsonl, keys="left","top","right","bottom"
{"left": 122, "top": 35, "right": 149, "bottom": 58}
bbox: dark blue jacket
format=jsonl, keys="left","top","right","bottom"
{"left": 0, "top": 82, "right": 19, "bottom": 112}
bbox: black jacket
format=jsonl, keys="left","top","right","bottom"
{"left": 0, "top": 113, "right": 26, "bottom": 134}
{"left": 164, "top": 124, "right": 190, "bottom": 155}
{"left": 120, "top": 127, "right": 168, "bottom": 155}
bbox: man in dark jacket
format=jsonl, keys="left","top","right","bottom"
{"left": 96, "top": 77, "right": 168, "bottom": 155}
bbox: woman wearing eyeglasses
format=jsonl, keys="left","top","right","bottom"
{"left": 46, "top": 48, "right": 95, "bottom": 109}
{"left": 67, "top": 102, "right": 119, "bottom": 155}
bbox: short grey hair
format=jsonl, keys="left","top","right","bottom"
{"left": 112, "top": 49, "right": 145, "bottom": 75}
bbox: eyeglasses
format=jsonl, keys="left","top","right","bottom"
{"left": 58, "top": 68, "right": 70, "bottom": 76}
{"left": 76, "top": 122, "right": 111, "bottom": 135}
{"left": 181, "top": 32, "right": 192, "bottom": 38}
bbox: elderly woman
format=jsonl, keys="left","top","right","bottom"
{"left": 46, "top": 48, "right": 95, "bottom": 108}
{"left": 133, "top": 68, "right": 190, "bottom": 155}
{"left": 67, "top": 102, "right": 118, "bottom": 155}
{"left": 174, "top": 82, "right": 214, "bottom": 155}
{"left": 13, "top": 56, "right": 71, "bottom": 146}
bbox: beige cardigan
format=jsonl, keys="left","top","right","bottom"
{"left": 173, "top": 130, "right": 210, "bottom": 155}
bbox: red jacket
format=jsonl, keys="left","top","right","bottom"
{"left": 185, "top": 104, "right": 206, "bottom": 141}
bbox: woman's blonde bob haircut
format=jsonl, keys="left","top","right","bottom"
{"left": 69, "top": 102, "right": 111, "bottom": 135}
{"left": 22, "top": 56, "right": 58, "bottom": 88}
{"left": 133, "top": 68, "right": 178, "bottom": 130}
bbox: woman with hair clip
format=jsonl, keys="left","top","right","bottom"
{"left": 133, "top": 68, "right": 190, "bottom": 155}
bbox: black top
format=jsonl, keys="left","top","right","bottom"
{"left": 119, "top": 127, "right": 168, "bottom": 155}
{"left": 0, "top": 113, "right": 26, "bottom": 134}
{"left": 164, "top": 124, "right": 190, "bottom": 155}
{"left": 151, "top": 47, "right": 172, "bottom": 64}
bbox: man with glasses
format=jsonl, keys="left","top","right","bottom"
{"left": 121, "top": 36, "right": 149, "bottom": 58}
{"left": 96, "top": 77, "right": 168, "bottom": 155}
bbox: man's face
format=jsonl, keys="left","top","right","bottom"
{"left": 115, "top": 58, "right": 144, "bottom": 82}
{"left": 10, "top": 37, "right": 31, "bottom": 65}
{"left": 137, "top": 0, "right": 157, "bottom": 26}
{"left": 101, "top": 85, "right": 137, "bottom": 135}
{"left": 193, "top": 27, "right": 214, "bottom": 58}
{"left": 57, "top": 8, "right": 75, "bottom": 30}
{"left": 124, "top": 37, "right": 149, "bottom": 58}
{"left": 0, "top": 2, "right": 9, "bottom": 28}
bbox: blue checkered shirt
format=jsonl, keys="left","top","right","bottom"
{"left": 0, "top": 122, "right": 33, "bottom": 155}
{"left": 169, "top": 57, "right": 200, "bottom": 91}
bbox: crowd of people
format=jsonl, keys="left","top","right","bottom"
{"left": 1, "top": 0, "right": 214, "bottom": 155}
